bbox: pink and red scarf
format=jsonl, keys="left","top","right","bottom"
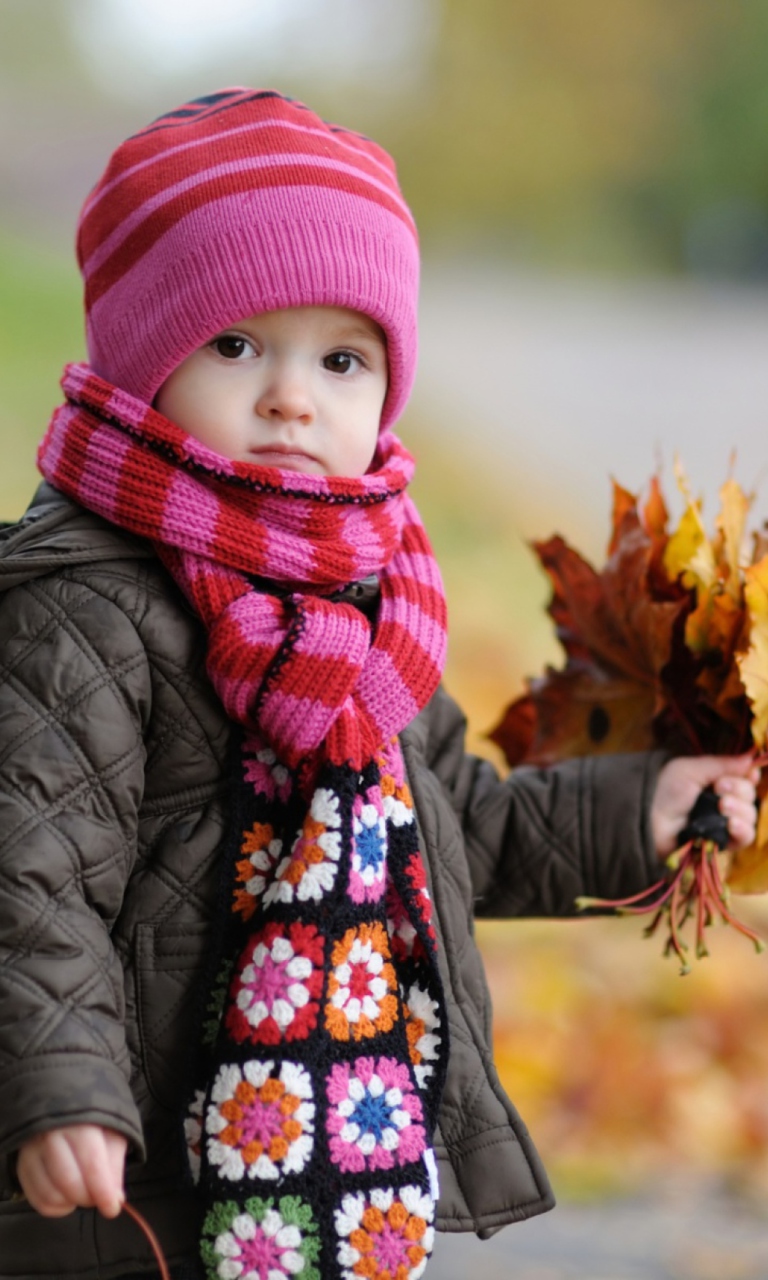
{"left": 40, "top": 365, "right": 449, "bottom": 1280}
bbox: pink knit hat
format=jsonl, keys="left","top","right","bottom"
{"left": 76, "top": 89, "right": 420, "bottom": 428}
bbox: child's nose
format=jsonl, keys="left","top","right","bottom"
{"left": 255, "top": 365, "right": 314, "bottom": 424}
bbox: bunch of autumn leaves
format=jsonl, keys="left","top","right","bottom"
{"left": 491, "top": 467, "right": 768, "bottom": 965}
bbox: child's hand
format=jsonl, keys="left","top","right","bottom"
{"left": 17, "top": 1124, "right": 126, "bottom": 1218}
{"left": 651, "top": 754, "right": 760, "bottom": 858}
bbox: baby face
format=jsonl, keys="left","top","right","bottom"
{"left": 154, "top": 305, "right": 388, "bottom": 477}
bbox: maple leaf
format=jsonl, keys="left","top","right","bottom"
{"left": 491, "top": 485, "right": 685, "bottom": 766}
{"left": 491, "top": 667, "right": 657, "bottom": 767}
{"left": 641, "top": 473, "right": 669, "bottom": 544}
{"left": 492, "top": 469, "right": 768, "bottom": 964}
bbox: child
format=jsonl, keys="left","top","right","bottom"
{"left": 0, "top": 89, "right": 758, "bottom": 1280}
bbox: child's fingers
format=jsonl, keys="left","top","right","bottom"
{"left": 17, "top": 1135, "right": 82, "bottom": 1217}
{"left": 17, "top": 1126, "right": 127, "bottom": 1219}
{"left": 711, "top": 788, "right": 757, "bottom": 849}
{"left": 102, "top": 1130, "right": 128, "bottom": 1217}
{"left": 41, "top": 1130, "right": 94, "bottom": 1209}
{"left": 68, "top": 1128, "right": 125, "bottom": 1218}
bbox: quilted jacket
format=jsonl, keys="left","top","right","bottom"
{"left": 0, "top": 484, "right": 666, "bottom": 1279}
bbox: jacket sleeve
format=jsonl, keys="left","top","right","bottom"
{"left": 417, "top": 685, "right": 666, "bottom": 918}
{"left": 0, "top": 570, "right": 151, "bottom": 1162}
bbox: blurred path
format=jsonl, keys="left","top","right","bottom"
{"left": 429, "top": 1191, "right": 768, "bottom": 1279}
{"left": 417, "top": 263, "right": 768, "bottom": 555}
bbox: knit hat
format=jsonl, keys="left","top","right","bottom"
{"left": 76, "top": 89, "right": 420, "bottom": 428}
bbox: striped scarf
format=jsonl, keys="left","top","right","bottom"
{"left": 39, "top": 365, "right": 449, "bottom": 1280}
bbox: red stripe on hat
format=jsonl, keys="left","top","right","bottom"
{"left": 85, "top": 163, "right": 412, "bottom": 308}
{"left": 79, "top": 121, "right": 403, "bottom": 267}
{"left": 99, "top": 92, "right": 394, "bottom": 187}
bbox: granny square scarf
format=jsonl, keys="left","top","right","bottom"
{"left": 40, "top": 365, "right": 450, "bottom": 1280}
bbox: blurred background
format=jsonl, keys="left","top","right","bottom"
{"left": 3, "top": 1, "right": 768, "bottom": 1275}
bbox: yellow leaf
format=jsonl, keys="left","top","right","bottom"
{"left": 728, "top": 794, "right": 768, "bottom": 892}
{"left": 736, "top": 556, "right": 768, "bottom": 748}
{"left": 715, "top": 477, "right": 751, "bottom": 601}
{"left": 684, "top": 587, "right": 741, "bottom": 657}
{"left": 663, "top": 463, "right": 716, "bottom": 591}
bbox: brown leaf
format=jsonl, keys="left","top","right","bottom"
{"left": 535, "top": 525, "right": 683, "bottom": 690}
{"left": 488, "top": 694, "right": 536, "bottom": 767}
{"left": 490, "top": 666, "right": 657, "bottom": 766}
{"left": 609, "top": 479, "right": 638, "bottom": 556}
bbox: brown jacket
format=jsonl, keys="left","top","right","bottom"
{"left": 0, "top": 485, "right": 665, "bottom": 1279}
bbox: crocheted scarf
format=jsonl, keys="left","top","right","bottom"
{"left": 40, "top": 364, "right": 449, "bottom": 1280}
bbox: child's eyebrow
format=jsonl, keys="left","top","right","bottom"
{"left": 335, "top": 325, "right": 385, "bottom": 345}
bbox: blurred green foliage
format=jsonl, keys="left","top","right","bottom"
{"left": 0, "top": 232, "right": 82, "bottom": 517}
{"left": 381, "top": 0, "right": 768, "bottom": 271}
{"left": 5, "top": 1, "right": 768, "bottom": 272}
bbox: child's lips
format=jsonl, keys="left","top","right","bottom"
{"left": 247, "top": 445, "right": 319, "bottom": 469}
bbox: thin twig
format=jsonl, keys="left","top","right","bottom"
{"left": 122, "top": 1201, "right": 171, "bottom": 1280}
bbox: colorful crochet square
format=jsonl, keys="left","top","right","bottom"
{"left": 402, "top": 985, "right": 442, "bottom": 1089}
{"left": 200, "top": 1194, "right": 320, "bottom": 1280}
{"left": 243, "top": 737, "right": 292, "bottom": 804}
{"left": 264, "top": 787, "right": 342, "bottom": 905}
{"left": 326, "top": 1056, "right": 426, "bottom": 1173}
{"left": 206, "top": 1060, "right": 315, "bottom": 1182}
{"left": 226, "top": 922, "right": 324, "bottom": 1046}
{"left": 335, "top": 1186, "right": 435, "bottom": 1280}
{"left": 348, "top": 787, "right": 388, "bottom": 904}
{"left": 233, "top": 822, "right": 282, "bottom": 921}
{"left": 375, "top": 739, "right": 414, "bottom": 828}
{"left": 325, "top": 921, "right": 398, "bottom": 1042}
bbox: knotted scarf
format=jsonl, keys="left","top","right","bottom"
{"left": 40, "top": 365, "right": 450, "bottom": 1280}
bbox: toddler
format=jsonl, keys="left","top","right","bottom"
{"left": 0, "top": 89, "right": 758, "bottom": 1280}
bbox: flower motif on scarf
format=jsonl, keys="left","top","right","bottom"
{"left": 264, "top": 788, "right": 342, "bottom": 905}
{"left": 326, "top": 1056, "right": 426, "bottom": 1173}
{"left": 206, "top": 1061, "right": 314, "bottom": 1182}
{"left": 233, "top": 822, "right": 282, "bottom": 921}
{"left": 376, "top": 738, "right": 415, "bottom": 828}
{"left": 335, "top": 1186, "right": 435, "bottom": 1280}
{"left": 200, "top": 1195, "right": 320, "bottom": 1280}
{"left": 348, "top": 787, "right": 388, "bottom": 904}
{"left": 243, "top": 738, "right": 292, "bottom": 805}
{"left": 225, "top": 922, "right": 324, "bottom": 1046}
{"left": 403, "top": 984, "right": 442, "bottom": 1089}
{"left": 325, "top": 922, "right": 398, "bottom": 1042}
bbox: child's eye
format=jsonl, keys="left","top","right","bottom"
{"left": 210, "top": 334, "right": 253, "bottom": 360}
{"left": 323, "top": 350, "right": 361, "bottom": 375}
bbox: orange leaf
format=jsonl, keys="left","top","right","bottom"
{"left": 737, "top": 555, "right": 768, "bottom": 749}
{"left": 641, "top": 474, "right": 669, "bottom": 543}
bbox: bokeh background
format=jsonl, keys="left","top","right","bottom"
{"left": 4, "top": 2, "right": 768, "bottom": 1275}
